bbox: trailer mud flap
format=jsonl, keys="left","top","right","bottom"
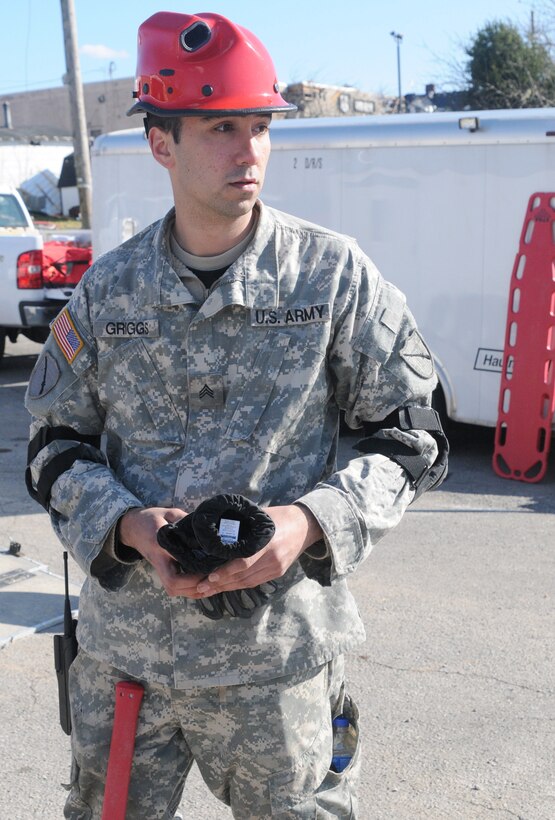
{"left": 493, "top": 192, "right": 555, "bottom": 482}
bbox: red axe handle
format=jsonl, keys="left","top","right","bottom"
{"left": 101, "top": 680, "right": 145, "bottom": 820}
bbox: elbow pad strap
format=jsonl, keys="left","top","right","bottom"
{"left": 28, "top": 425, "right": 101, "bottom": 463}
{"left": 356, "top": 406, "right": 449, "bottom": 499}
{"left": 361, "top": 406, "right": 444, "bottom": 438}
{"left": 356, "top": 438, "right": 434, "bottom": 495}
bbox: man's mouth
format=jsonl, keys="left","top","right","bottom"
{"left": 230, "top": 178, "right": 258, "bottom": 188}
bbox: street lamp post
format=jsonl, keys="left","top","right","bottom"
{"left": 390, "top": 31, "right": 403, "bottom": 113}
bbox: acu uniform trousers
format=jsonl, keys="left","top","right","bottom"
{"left": 64, "top": 651, "right": 361, "bottom": 819}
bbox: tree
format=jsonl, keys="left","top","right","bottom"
{"left": 465, "top": 20, "right": 555, "bottom": 109}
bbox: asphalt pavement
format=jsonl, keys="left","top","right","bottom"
{"left": 0, "top": 337, "right": 553, "bottom": 820}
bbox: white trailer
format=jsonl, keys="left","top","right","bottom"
{"left": 91, "top": 109, "right": 555, "bottom": 429}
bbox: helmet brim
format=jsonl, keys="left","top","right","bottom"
{"left": 127, "top": 100, "right": 297, "bottom": 117}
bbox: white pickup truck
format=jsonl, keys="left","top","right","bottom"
{"left": 0, "top": 186, "right": 77, "bottom": 364}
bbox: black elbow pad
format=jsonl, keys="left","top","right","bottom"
{"left": 26, "top": 425, "right": 103, "bottom": 511}
{"left": 355, "top": 406, "right": 449, "bottom": 499}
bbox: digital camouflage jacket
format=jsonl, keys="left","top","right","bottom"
{"left": 25, "top": 203, "right": 438, "bottom": 687}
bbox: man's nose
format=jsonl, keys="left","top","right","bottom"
{"left": 236, "top": 134, "right": 262, "bottom": 165}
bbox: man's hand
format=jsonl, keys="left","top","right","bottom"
{"left": 195, "top": 504, "right": 323, "bottom": 597}
{"left": 118, "top": 507, "right": 206, "bottom": 598}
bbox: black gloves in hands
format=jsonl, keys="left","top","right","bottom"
{"left": 187, "top": 493, "right": 275, "bottom": 560}
{"left": 157, "top": 493, "right": 275, "bottom": 573}
{"left": 197, "top": 582, "right": 278, "bottom": 620}
{"left": 157, "top": 494, "right": 277, "bottom": 619}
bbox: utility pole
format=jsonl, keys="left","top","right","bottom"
{"left": 530, "top": 10, "right": 535, "bottom": 42}
{"left": 60, "top": 0, "right": 92, "bottom": 228}
{"left": 390, "top": 31, "right": 403, "bottom": 113}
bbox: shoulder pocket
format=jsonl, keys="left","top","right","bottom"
{"left": 353, "top": 281, "right": 406, "bottom": 364}
{"left": 26, "top": 333, "right": 95, "bottom": 414}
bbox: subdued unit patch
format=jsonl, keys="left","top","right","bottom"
{"left": 400, "top": 331, "right": 435, "bottom": 378}
{"left": 27, "top": 352, "right": 61, "bottom": 398}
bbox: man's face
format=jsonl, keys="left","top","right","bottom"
{"left": 151, "top": 114, "right": 272, "bottom": 224}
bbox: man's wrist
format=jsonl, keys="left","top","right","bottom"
{"left": 293, "top": 503, "right": 324, "bottom": 550}
{"left": 115, "top": 509, "right": 144, "bottom": 563}
{"left": 293, "top": 503, "right": 329, "bottom": 560}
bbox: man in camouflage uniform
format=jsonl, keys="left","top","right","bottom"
{"left": 25, "top": 11, "right": 447, "bottom": 820}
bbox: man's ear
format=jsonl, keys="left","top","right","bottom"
{"left": 148, "top": 127, "right": 175, "bottom": 170}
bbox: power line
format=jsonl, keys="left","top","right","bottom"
{"left": 0, "top": 78, "right": 66, "bottom": 95}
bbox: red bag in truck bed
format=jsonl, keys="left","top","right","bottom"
{"left": 42, "top": 240, "right": 92, "bottom": 287}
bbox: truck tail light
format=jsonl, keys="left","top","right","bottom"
{"left": 17, "top": 249, "right": 44, "bottom": 289}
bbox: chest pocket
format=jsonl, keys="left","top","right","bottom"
{"left": 225, "top": 329, "right": 328, "bottom": 455}
{"left": 97, "top": 339, "right": 184, "bottom": 447}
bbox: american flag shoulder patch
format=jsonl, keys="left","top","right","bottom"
{"left": 51, "top": 308, "right": 84, "bottom": 363}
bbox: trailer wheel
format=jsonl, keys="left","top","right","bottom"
{"left": 432, "top": 384, "right": 449, "bottom": 429}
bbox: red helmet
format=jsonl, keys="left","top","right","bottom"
{"left": 127, "top": 12, "right": 296, "bottom": 117}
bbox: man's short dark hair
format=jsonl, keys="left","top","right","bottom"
{"left": 144, "top": 113, "right": 182, "bottom": 143}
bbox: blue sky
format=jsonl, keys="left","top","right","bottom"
{"left": 1, "top": 0, "right": 540, "bottom": 98}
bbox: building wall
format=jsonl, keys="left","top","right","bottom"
{"left": 282, "top": 82, "right": 384, "bottom": 117}
{"left": 0, "top": 78, "right": 135, "bottom": 139}
{"left": 0, "top": 78, "right": 390, "bottom": 141}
